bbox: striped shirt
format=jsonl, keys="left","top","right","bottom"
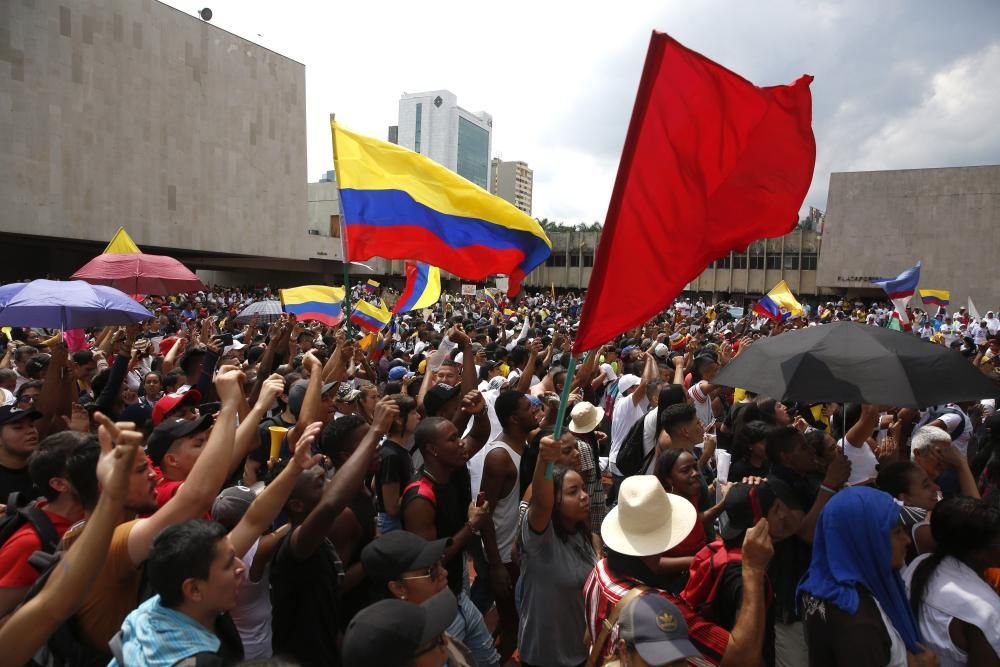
{"left": 583, "top": 559, "right": 727, "bottom": 666}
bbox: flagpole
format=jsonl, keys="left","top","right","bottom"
{"left": 330, "top": 113, "right": 353, "bottom": 338}
{"left": 546, "top": 349, "right": 591, "bottom": 480}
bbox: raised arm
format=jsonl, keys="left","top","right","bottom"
{"left": 845, "top": 404, "right": 880, "bottom": 448}
{"left": 0, "top": 414, "right": 140, "bottom": 667}
{"left": 516, "top": 339, "right": 543, "bottom": 393}
{"left": 229, "top": 374, "right": 285, "bottom": 476}
{"left": 288, "top": 398, "right": 397, "bottom": 560}
{"left": 229, "top": 421, "right": 323, "bottom": 557}
{"left": 127, "top": 367, "right": 245, "bottom": 565}
{"left": 719, "top": 519, "right": 773, "bottom": 667}
{"left": 459, "top": 391, "right": 492, "bottom": 457}
{"left": 526, "top": 434, "right": 563, "bottom": 533}
{"left": 288, "top": 351, "right": 324, "bottom": 450}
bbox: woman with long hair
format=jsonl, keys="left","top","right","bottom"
{"left": 904, "top": 497, "right": 1000, "bottom": 666}
{"left": 517, "top": 433, "right": 597, "bottom": 667}
{"left": 729, "top": 420, "right": 772, "bottom": 481}
{"left": 798, "top": 487, "right": 936, "bottom": 667}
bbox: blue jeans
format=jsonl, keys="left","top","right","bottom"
{"left": 377, "top": 512, "right": 401, "bottom": 534}
{"left": 446, "top": 590, "right": 500, "bottom": 666}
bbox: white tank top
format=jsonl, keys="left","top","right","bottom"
{"left": 484, "top": 440, "right": 522, "bottom": 563}
{"left": 839, "top": 436, "right": 879, "bottom": 485}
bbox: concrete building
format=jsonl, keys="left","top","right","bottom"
{"left": 396, "top": 90, "right": 493, "bottom": 189}
{"left": 817, "top": 165, "right": 1000, "bottom": 309}
{"left": 490, "top": 159, "right": 533, "bottom": 215}
{"left": 0, "top": 0, "right": 342, "bottom": 284}
{"left": 522, "top": 229, "right": 600, "bottom": 291}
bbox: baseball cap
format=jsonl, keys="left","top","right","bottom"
{"left": 336, "top": 382, "right": 362, "bottom": 403}
{"left": 423, "top": 383, "right": 460, "bottom": 416}
{"left": 360, "top": 530, "right": 451, "bottom": 582}
{"left": 342, "top": 589, "right": 458, "bottom": 667}
{"left": 653, "top": 343, "right": 670, "bottom": 359}
{"left": 151, "top": 388, "right": 202, "bottom": 426}
{"left": 287, "top": 379, "right": 338, "bottom": 417}
{"left": 388, "top": 366, "right": 409, "bottom": 381}
{"left": 211, "top": 485, "right": 257, "bottom": 530}
{"left": 619, "top": 594, "right": 700, "bottom": 665}
{"left": 145, "top": 413, "right": 214, "bottom": 467}
{"left": 719, "top": 479, "right": 804, "bottom": 541}
{"left": 0, "top": 405, "right": 42, "bottom": 426}
{"left": 617, "top": 374, "right": 642, "bottom": 395}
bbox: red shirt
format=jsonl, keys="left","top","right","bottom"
{"left": 0, "top": 503, "right": 74, "bottom": 589}
{"left": 154, "top": 479, "right": 184, "bottom": 508}
{"left": 584, "top": 558, "right": 727, "bottom": 666}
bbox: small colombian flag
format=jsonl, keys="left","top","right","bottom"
{"left": 279, "top": 285, "right": 345, "bottom": 326}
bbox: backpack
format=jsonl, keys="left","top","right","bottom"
{"left": 925, "top": 406, "right": 968, "bottom": 442}
{"left": 601, "top": 379, "right": 620, "bottom": 422}
{"left": 679, "top": 539, "right": 747, "bottom": 614}
{"left": 0, "top": 492, "right": 61, "bottom": 566}
{"left": 615, "top": 410, "right": 656, "bottom": 477}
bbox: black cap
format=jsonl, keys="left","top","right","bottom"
{"left": 423, "top": 383, "right": 460, "bottom": 417}
{"left": 342, "top": 589, "right": 457, "bottom": 666}
{"left": 0, "top": 405, "right": 42, "bottom": 426}
{"left": 361, "top": 530, "right": 450, "bottom": 582}
{"left": 719, "top": 479, "right": 804, "bottom": 541}
{"left": 145, "top": 413, "right": 214, "bottom": 467}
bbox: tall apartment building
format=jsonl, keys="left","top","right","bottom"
{"left": 490, "top": 158, "right": 533, "bottom": 214}
{"left": 396, "top": 90, "right": 492, "bottom": 189}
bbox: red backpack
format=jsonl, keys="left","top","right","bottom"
{"left": 680, "top": 539, "right": 746, "bottom": 613}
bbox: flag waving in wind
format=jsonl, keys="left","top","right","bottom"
{"left": 919, "top": 290, "right": 950, "bottom": 307}
{"left": 872, "top": 262, "right": 921, "bottom": 299}
{"left": 332, "top": 121, "right": 551, "bottom": 296}
{"left": 350, "top": 299, "right": 393, "bottom": 333}
{"left": 753, "top": 280, "right": 804, "bottom": 321}
{"left": 279, "top": 285, "right": 346, "bottom": 326}
{"left": 394, "top": 262, "right": 441, "bottom": 314}
{"left": 573, "top": 32, "right": 815, "bottom": 353}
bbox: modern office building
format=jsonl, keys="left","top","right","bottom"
{"left": 490, "top": 159, "right": 533, "bottom": 214}
{"left": 396, "top": 90, "right": 493, "bottom": 189}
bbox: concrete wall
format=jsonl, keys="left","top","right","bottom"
{"left": 0, "top": 0, "right": 334, "bottom": 262}
{"left": 817, "top": 166, "right": 1000, "bottom": 309}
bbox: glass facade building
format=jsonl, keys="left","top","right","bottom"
{"left": 457, "top": 116, "right": 489, "bottom": 188}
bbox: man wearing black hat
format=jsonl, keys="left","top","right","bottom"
{"left": 685, "top": 479, "right": 805, "bottom": 667}
{"left": 146, "top": 414, "right": 215, "bottom": 509}
{"left": 0, "top": 404, "right": 43, "bottom": 500}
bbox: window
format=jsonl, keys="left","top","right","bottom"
{"left": 457, "top": 117, "right": 489, "bottom": 188}
{"left": 414, "top": 103, "right": 422, "bottom": 153}
{"left": 570, "top": 253, "right": 580, "bottom": 267}
{"left": 715, "top": 255, "right": 731, "bottom": 269}
{"left": 546, "top": 254, "right": 567, "bottom": 267}
{"left": 784, "top": 255, "right": 799, "bottom": 270}
{"left": 733, "top": 254, "right": 748, "bottom": 269}
{"left": 583, "top": 253, "right": 594, "bottom": 267}
{"left": 766, "top": 255, "right": 781, "bottom": 270}
{"left": 749, "top": 255, "right": 764, "bottom": 270}
{"left": 801, "top": 253, "right": 817, "bottom": 270}
{"left": 329, "top": 214, "right": 340, "bottom": 238}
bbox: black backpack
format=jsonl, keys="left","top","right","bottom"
{"left": 616, "top": 410, "right": 656, "bottom": 477}
{"left": 0, "top": 492, "right": 60, "bottom": 565}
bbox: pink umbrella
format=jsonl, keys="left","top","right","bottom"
{"left": 71, "top": 253, "right": 205, "bottom": 295}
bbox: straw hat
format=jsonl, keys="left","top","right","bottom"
{"left": 601, "top": 476, "right": 697, "bottom": 557}
{"left": 569, "top": 402, "right": 604, "bottom": 434}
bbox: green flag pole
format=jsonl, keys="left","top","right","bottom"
{"left": 546, "top": 349, "right": 592, "bottom": 480}
{"left": 330, "top": 112, "right": 353, "bottom": 338}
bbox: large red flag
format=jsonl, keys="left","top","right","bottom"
{"left": 573, "top": 32, "right": 815, "bottom": 353}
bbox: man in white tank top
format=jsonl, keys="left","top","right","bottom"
{"left": 478, "top": 390, "right": 538, "bottom": 662}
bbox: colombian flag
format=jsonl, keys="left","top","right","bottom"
{"left": 279, "top": 285, "right": 345, "bottom": 326}
{"left": 753, "top": 280, "right": 804, "bottom": 321}
{"left": 351, "top": 299, "right": 392, "bottom": 333}
{"left": 394, "top": 261, "right": 441, "bottom": 314}
{"left": 365, "top": 278, "right": 381, "bottom": 293}
{"left": 332, "top": 121, "right": 552, "bottom": 296}
{"left": 482, "top": 288, "right": 499, "bottom": 309}
{"left": 919, "top": 289, "right": 950, "bottom": 308}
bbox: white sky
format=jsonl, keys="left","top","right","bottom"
{"left": 162, "top": 0, "right": 1000, "bottom": 224}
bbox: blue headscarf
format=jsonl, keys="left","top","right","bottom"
{"left": 796, "top": 486, "right": 922, "bottom": 653}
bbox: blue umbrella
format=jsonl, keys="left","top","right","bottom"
{"left": 0, "top": 279, "right": 154, "bottom": 329}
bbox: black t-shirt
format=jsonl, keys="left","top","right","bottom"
{"left": 250, "top": 414, "right": 295, "bottom": 464}
{"left": 401, "top": 467, "right": 475, "bottom": 596}
{"left": 802, "top": 586, "right": 893, "bottom": 667}
{"left": 375, "top": 440, "right": 414, "bottom": 513}
{"left": 270, "top": 533, "right": 344, "bottom": 666}
{"left": 729, "top": 459, "right": 770, "bottom": 482}
{"left": 767, "top": 464, "right": 817, "bottom": 623}
{"left": 708, "top": 561, "right": 775, "bottom": 667}
{"left": 0, "top": 463, "right": 38, "bottom": 502}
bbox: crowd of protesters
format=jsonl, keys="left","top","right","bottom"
{"left": 0, "top": 283, "right": 998, "bottom": 667}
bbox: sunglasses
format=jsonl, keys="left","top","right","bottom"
{"left": 400, "top": 563, "right": 444, "bottom": 582}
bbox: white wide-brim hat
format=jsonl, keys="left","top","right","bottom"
{"left": 601, "top": 476, "right": 698, "bottom": 557}
{"left": 569, "top": 401, "right": 604, "bottom": 434}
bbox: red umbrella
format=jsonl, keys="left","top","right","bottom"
{"left": 72, "top": 253, "right": 205, "bottom": 295}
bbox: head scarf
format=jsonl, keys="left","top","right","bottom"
{"left": 796, "top": 486, "right": 922, "bottom": 653}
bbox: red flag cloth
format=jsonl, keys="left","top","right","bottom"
{"left": 573, "top": 33, "right": 815, "bottom": 353}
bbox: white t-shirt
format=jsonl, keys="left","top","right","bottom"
{"left": 231, "top": 538, "right": 274, "bottom": 659}
{"left": 688, "top": 382, "right": 715, "bottom": 427}
{"left": 840, "top": 436, "right": 879, "bottom": 486}
{"left": 609, "top": 393, "right": 649, "bottom": 476}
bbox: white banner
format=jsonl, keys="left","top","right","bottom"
{"left": 494, "top": 276, "right": 509, "bottom": 292}
{"left": 461, "top": 284, "right": 477, "bottom": 296}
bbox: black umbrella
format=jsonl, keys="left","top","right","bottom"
{"left": 712, "top": 322, "right": 998, "bottom": 408}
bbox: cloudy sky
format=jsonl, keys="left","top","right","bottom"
{"left": 163, "top": 0, "right": 999, "bottom": 223}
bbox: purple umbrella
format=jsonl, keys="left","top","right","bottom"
{"left": 0, "top": 279, "right": 153, "bottom": 329}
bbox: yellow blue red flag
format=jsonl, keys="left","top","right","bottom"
{"left": 394, "top": 261, "right": 441, "bottom": 314}
{"left": 279, "top": 285, "right": 345, "bottom": 326}
{"left": 919, "top": 289, "right": 950, "bottom": 307}
{"left": 331, "top": 121, "right": 551, "bottom": 296}
{"left": 753, "top": 280, "right": 804, "bottom": 321}
{"left": 350, "top": 299, "right": 392, "bottom": 333}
